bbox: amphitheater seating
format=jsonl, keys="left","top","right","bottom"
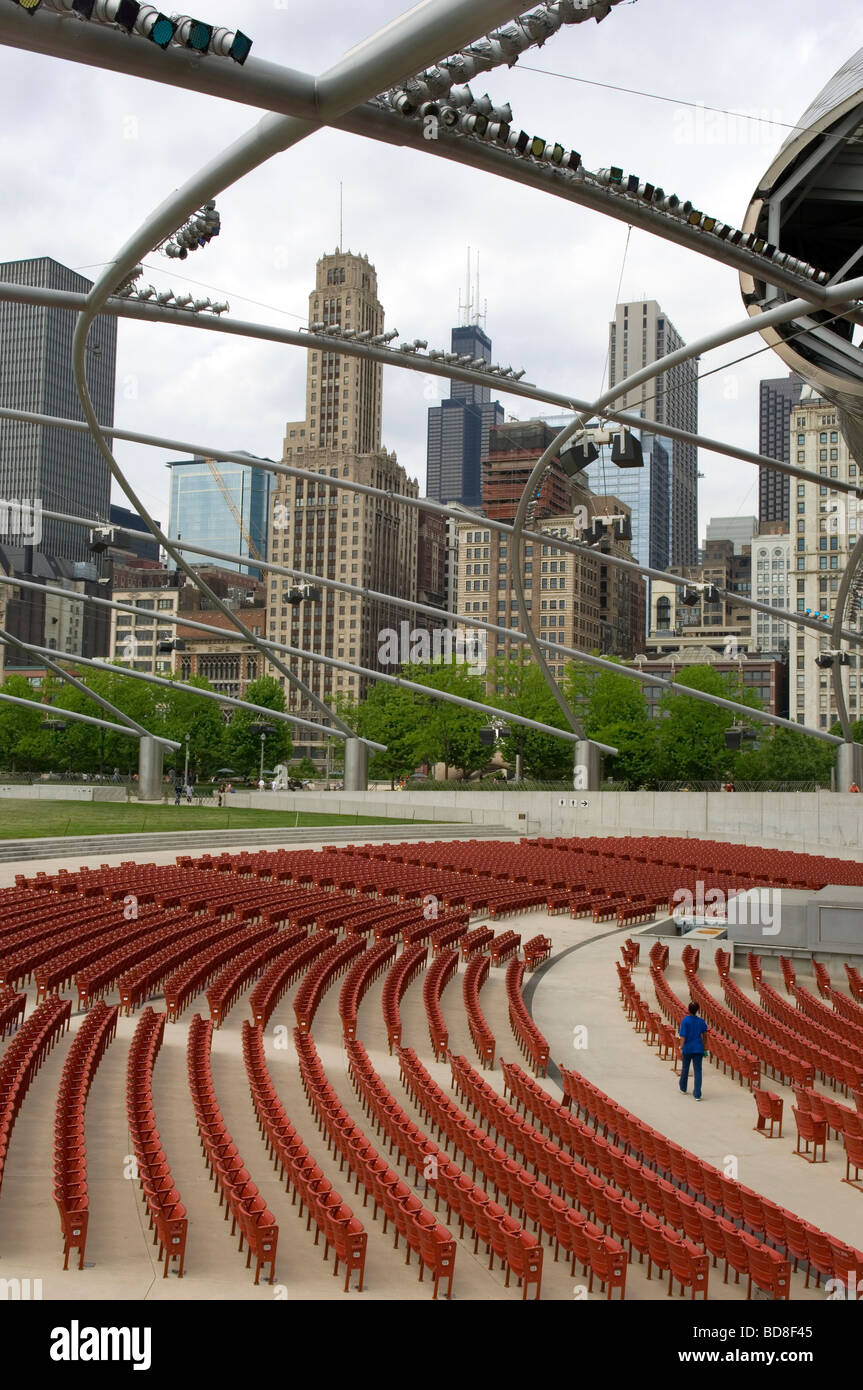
{"left": 54, "top": 1000, "right": 118, "bottom": 1269}
{"left": 463, "top": 953, "right": 496, "bottom": 1069}
{"left": 0, "top": 994, "right": 71, "bottom": 1201}
{"left": 187, "top": 1015, "right": 278, "bottom": 1285}
{"left": 127, "top": 1008, "right": 187, "bottom": 1277}
{"left": 505, "top": 958, "right": 550, "bottom": 1077}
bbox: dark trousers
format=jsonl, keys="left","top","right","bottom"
{"left": 679, "top": 1051, "right": 703, "bottom": 1098}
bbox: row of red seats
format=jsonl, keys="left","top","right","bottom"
{"left": 35, "top": 906, "right": 171, "bottom": 1003}
{"left": 381, "top": 943, "right": 427, "bottom": 1054}
{"left": 206, "top": 927, "right": 308, "bottom": 1028}
{"left": 463, "top": 953, "right": 495, "bottom": 1069}
{"left": 430, "top": 922, "right": 467, "bottom": 956}
{"left": 401, "top": 1047, "right": 629, "bottom": 1298}
{"left": 118, "top": 913, "right": 235, "bottom": 1015}
{"left": 680, "top": 969, "right": 813, "bottom": 1089}
{"left": 449, "top": 1052, "right": 719, "bottom": 1299}
{"left": 758, "top": 980, "right": 863, "bottom": 1086}
{"left": 489, "top": 931, "right": 521, "bottom": 966}
{"left": 505, "top": 958, "right": 550, "bottom": 1077}
{"left": 402, "top": 909, "right": 470, "bottom": 949}
{"left": 126, "top": 1009, "right": 187, "bottom": 1277}
{"left": 247, "top": 933, "right": 333, "bottom": 1029}
{"left": 846, "top": 965, "right": 863, "bottom": 1003}
{"left": 460, "top": 926, "right": 494, "bottom": 960}
{"left": 186, "top": 1014, "right": 278, "bottom": 1284}
{"left": 422, "top": 948, "right": 459, "bottom": 1061}
{"left": 293, "top": 937, "right": 366, "bottom": 1033}
{"left": 789, "top": 982, "right": 863, "bottom": 1057}
{"left": 0, "top": 987, "right": 25, "bottom": 1040}
{"left": 617, "top": 964, "right": 680, "bottom": 1067}
{"left": 298, "top": 1031, "right": 454, "bottom": 1296}
{"left": 339, "top": 940, "right": 397, "bottom": 1042}
{"left": 0, "top": 903, "right": 122, "bottom": 988}
{"left": 53, "top": 1000, "right": 118, "bottom": 1269}
{"left": 164, "top": 923, "right": 276, "bottom": 1023}
{"left": 720, "top": 974, "right": 863, "bottom": 1094}
{"left": 523, "top": 935, "right": 552, "bottom": 970}
{"left": 642, "top": 961, "right": 760, "bottom": 1087}
{"left": 349, "top": 1038, "right": 539, "bottom": 1297}
{"left": 0, "top": 994, "right": 71, "bottom": 1202}
{"left": 242, "top": 1023, "right": 367, "bottom": 1291}
{"left": 555, "top": 1062, "right": 863, "bottom": 1292}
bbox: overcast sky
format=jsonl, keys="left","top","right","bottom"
{"left": 2, "top": 0, "right": 861, "bottom": 541}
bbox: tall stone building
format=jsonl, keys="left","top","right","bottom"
{"left": 270, "top": 251, "right": 419, "bottom": 759}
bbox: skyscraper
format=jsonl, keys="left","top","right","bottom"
{"left": 426, "top": 320, "right": 503, "bottom": 508}
{"left": 0, "top": 257, "right": 117, "bottom": 565}
{"left": 167, "top": 455, "right": 270, "bottom": 578}
{"left": 758, "top": 373, "right": 804, "bottom": 524}
{"left": 608, "top": 300, "right": 698, "bottom": 566}
{"left": 271, "top": 251, "right": 419, "bottom": 758}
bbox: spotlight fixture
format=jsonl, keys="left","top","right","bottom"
{"left": 610, "top": 429, "right": 644, "bottom": 468}
{"left": 679, "top": 586, "right": 701, "bottom": 607}
{"left": 115, "top": 0, "right": 140, "bottom": 33}
{"left": 148, "top": 12, "right": 176, "bottom": 47}
{"left": 559, "top": 438, "right": 598, "bottom": 478}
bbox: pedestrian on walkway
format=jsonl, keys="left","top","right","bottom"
{"left": 679, "top": 1001, "right": 708, "bottom": 1101}
{"left": 174, "top": 778, "right": 183, "bottom": 807}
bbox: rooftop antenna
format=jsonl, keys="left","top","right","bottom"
{"left": 475, "top": 251, "right": 487, "bottom": 331}
{"left": 458, "top": 245, "right": 473, "bottom": 326}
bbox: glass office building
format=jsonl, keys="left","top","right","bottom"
{"left": 426, "top": 323, "right": 504, "bottom": 508}
{"left": 167, "top": 455, "right": 270, "bottom": 578}
{"left": 0, "top": 257, "right": 117, "bottom": 565}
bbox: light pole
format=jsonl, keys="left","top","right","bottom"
{"left": 249, "top": 722, "right": 274, "bottom": 787}
{"left": 183, "top": 731, "right": 190, "bottom": 786}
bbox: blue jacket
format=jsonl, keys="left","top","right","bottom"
{"left": 679, "top": 1014, "right": 708, "bottom": 1054}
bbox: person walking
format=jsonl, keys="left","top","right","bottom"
{"left": 174, "top": 778, "right": 183, "bottom": 807}
{"left": 679, "top": 1001, "right": 708, "bottom": 1101}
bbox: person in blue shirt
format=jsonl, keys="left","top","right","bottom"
{"left": 679, "top": 1002, "right": 708, "bottom": 1101}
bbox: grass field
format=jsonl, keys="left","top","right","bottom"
{"left": 0, "top": 799, "right": 432, "bottom": 839}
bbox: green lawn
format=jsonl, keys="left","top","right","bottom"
{"left": 0, "top": 799, "right": 436, "bottom": 840}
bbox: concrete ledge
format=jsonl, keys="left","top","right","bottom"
{"left": 0, "top": 821, "right": 515, "bottom": 865}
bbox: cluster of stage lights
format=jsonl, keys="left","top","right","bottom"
{"left": 304, "top": 321, "right": 527, "bottom": 381}
{"left": 113, "top": 281, "right": 229, "bottom": 314}
{"left": 388, "top": 89, "right": 830, "bottom": 287}
{"left": 384, "top": 2, "right": 626, "bottom": 108}
{"left": 160, "top": 200, "right": 220, "bottom": 260}
{"left": 11, "top": 0, "right": 252, "bottom": 64}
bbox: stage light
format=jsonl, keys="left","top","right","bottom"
{"left": 229, "top": 30, "right": 252, "bottom": 64}
{"left": 148, "top": 12, "right": 176, "bottom": 47}
{"left": 679, "top": 586, "right": 700, "bottom": 607}
{"left": 115, "top": 0, "right": 140, "bottom": 33}
{"left": 610, "top": 429, "right": 644, "bottom": 468}
{"left": 559, "top": 438, "right": 598, "bottom": 478}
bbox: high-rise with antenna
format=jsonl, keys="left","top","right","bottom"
{"left": 426, "top": 248, "right": 503, "bottom": 507}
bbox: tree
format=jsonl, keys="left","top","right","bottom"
{"left": 492, "top": 654, "right": 571, "bottom": 780}
{"left": 653, "top": 665, "right": 761, "bottom": 783}
{"left": 155, "top": 675, "right": 226, "bottom": 780}
{"left": 0, "top": 673, "right": 51, "bottom": 772}
{"left": 563, "top": 660, "right": 658, "bottom": 788}
{"left": 404, "top": 662, "right": 489, "bottom": 779}
{"left": 734, "top": 726, "right": 835, "bottom": 786}
{"left": 224, "top": 676, "right": 291, "bottom": 777}
{"left": 355, "top": 681, "right": 426, "bottom": 787}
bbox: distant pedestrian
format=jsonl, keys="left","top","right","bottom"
{"left": 679, "top": 1001, "right": 708, "bottom": 1101}
{"left": 185, "top": 781, "right": 193, "bottom": 805}
{"left": 174, "top": 779, "right": 183, "bottom": 807}
{"left": 112, "top": 767, "right": 120, "bottom": 784}
{"left": 217, "top": 784, "right": 224, "bottom": 808}
{"left": 850, "top": 782, "right": 861, "bottom": 793}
